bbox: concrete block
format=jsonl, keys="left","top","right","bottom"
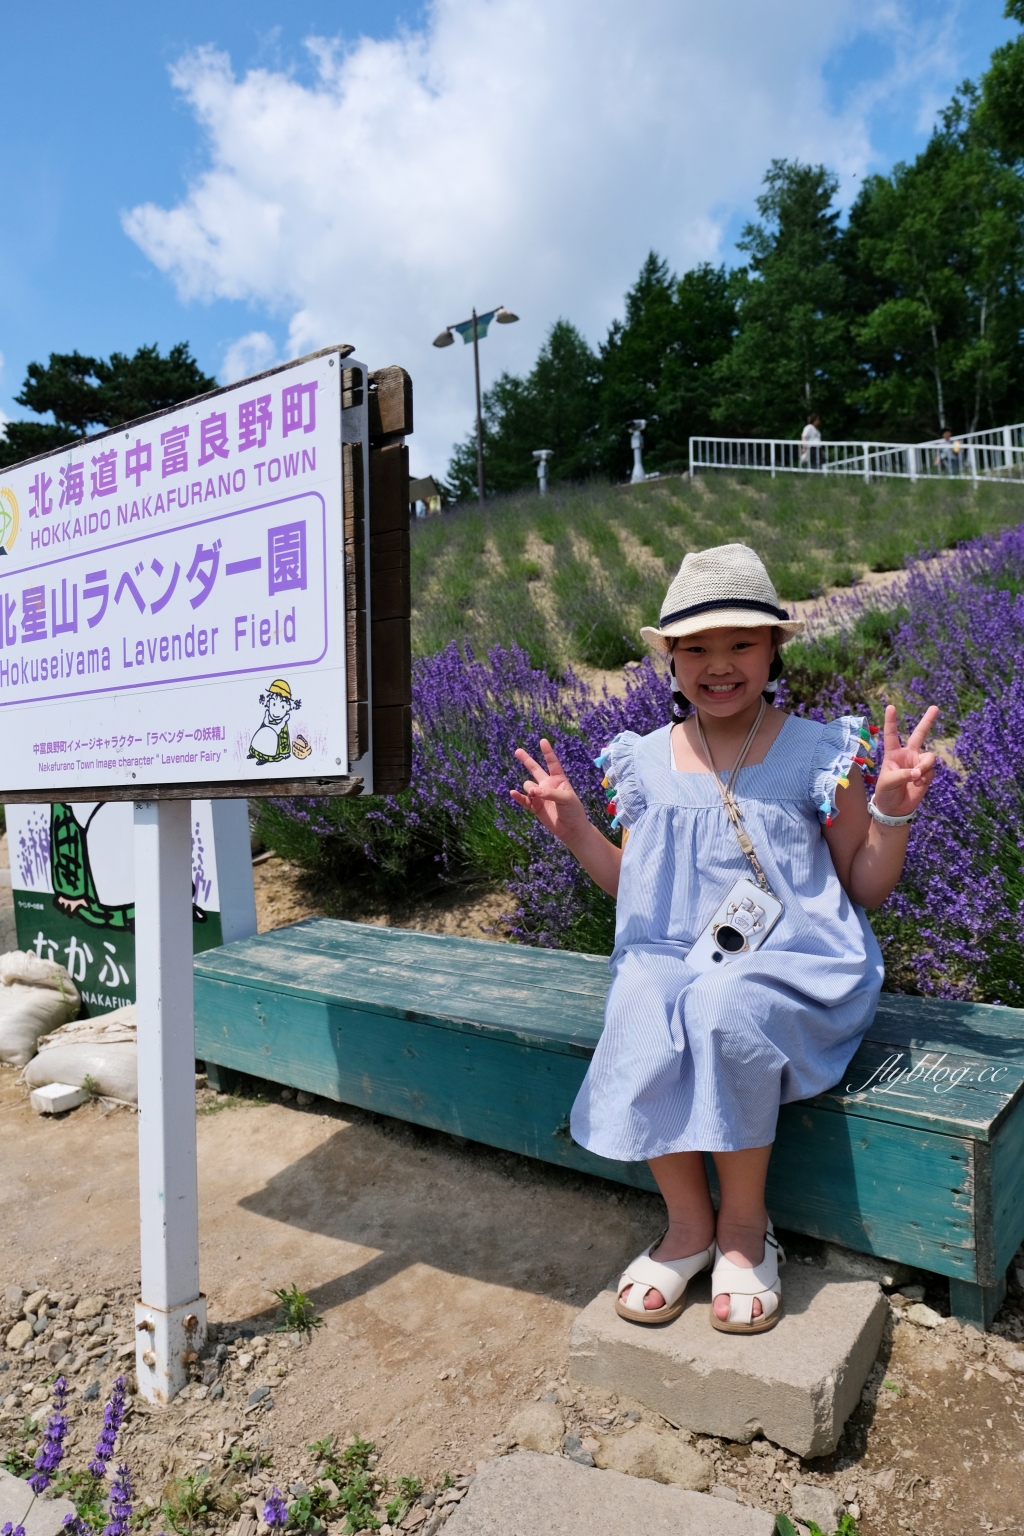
{"left": 444, "top": 1452, "right": 775, "bottom": 1536}
{"left": 0, "top": 1469, "right": 78, "bottom": 1536}
{"left": 822, "top": 1244, "right": 914, "bottom": 1289}
{"left": 569, "top": 1263, "right": 887, "bottom": 1459}
{"left": 29, "top": 1083, "right": 89, "bottom": 1115}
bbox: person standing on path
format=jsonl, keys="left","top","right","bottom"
{"left": 511, "top": 544, "right": 937, "bottom": 1335}
{"left": 800, "top": 414, "right": 822, "bottom": 470}
{"left": 936, "top": 429, "right": 965, "bottom": 475}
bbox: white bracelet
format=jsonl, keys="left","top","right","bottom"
{"left": 867, "top": 796, "right": 916, "bottom": 827}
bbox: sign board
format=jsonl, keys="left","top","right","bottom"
{"left": 0, "top": 346, "right": 371, "bottom": 801}
{"left": 0, "top": 349, "right": 410, "bottom": 1406}
{"left": 4, "top": 797, "right": 256, "bottom": 1012}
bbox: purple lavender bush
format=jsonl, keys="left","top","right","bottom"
{"left": 88, "top": 1375, "right": 127, "bottom": 1479}
{"left": 258, "top": 644, "right": 672, "bottom": 951}
{"left": 28, "top": 1376, "right": 69, "bottom": 1493}
{"left": 255, "top": 526, "right": 1024, "bottom": 997}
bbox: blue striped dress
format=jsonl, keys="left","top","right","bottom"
{"left": 570, "top": 715, "right": 884, "bottom": 1159}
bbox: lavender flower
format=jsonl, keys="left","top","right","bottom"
{"left": 262, "top": 1488, "right": 289, "bottom": 1528}
{"left": 28, "top": 1375, "right": 69, "bottom": 1493}
{"left": 103, "top": 1463, "right": 133, "bottom": 1536}
{"left": 3, "top": 1523, "right": 28, "bottom": 1536}
{"left": 88, "top": 1375, "right": 127, "bottom": 1478}
{"left": 61, "top": 1518, "right": 91, "bottom": 1536}
{"left": 261, "top": 527, "right": 1024, "bottom": 998}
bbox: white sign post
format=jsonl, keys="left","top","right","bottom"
{"left": 133, "top": 799, "right": 206, "bottom": 1402}
{"left": 0, "top": 346, "right": 375, "bottom": 1404}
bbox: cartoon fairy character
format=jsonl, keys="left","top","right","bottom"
{"left": 248, "top": 678, "right": 305, "bottom": 764}
{"left": 51, "top": 802, "right": 135, "bottom": 930}
{"left": 49, "top": 802, "right": 208, "bottom": 929}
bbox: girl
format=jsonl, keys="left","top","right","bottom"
{"left": 511, "top": 544, "right": 937, "bottom": 1334}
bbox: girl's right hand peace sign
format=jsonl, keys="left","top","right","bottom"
{"left": 511, "top": 739, "right": 590, "bottom": 846}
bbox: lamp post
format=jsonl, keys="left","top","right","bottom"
{"left": 434, "top": 306, "right": 519, "bottom": 505}
{"left": 628, "top": 419, "right": 647, "bottom": 483}
{"left": 532, "top": 449, "right": 552, "bottom": 495}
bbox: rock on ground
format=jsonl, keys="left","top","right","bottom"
{"left": 5, "top": 1319, "right": 33, "bottom": 1350}
{"left": 73, "top": 1294, "right": 106, "bottom": 1321}
{"left": 592, "top": 1425, "right": 712, "bottom": 1490}
{"left": 0, "top": 1468, "right": 78, "bottom": 1536}
{"left": 444, "top": 1452, "right": 775, "bottom": 1536}
{"left": 790, "top": 1481, "right": 843, "bottom": 1531}
{"left": 506, "top": 1400, "right": 564, "bottom": 1454}
{"left": 905, "top": 1303, "right": 943, "bottom": 1329}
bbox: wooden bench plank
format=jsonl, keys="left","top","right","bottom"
{"left": 767, "top": 1103, "right": 977, "bottom": 1279}
{"left": 813, "top": 1036, "right": 1024, "bottom": 1140}
{"left": 193, "top": 918, "right": 1024, "bottom": 1319}
{"left": 195, "top": 921, "right": 1024, "bottom": 1136}
{"left": 244, "top": 918, "right": 611, "bottom": 991}
{"left": 194, "top": 981, "right": 655, "bottom": 1193}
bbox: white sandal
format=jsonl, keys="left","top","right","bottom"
{"left": 615, "top": 1236, "right": 715, "bottom": 1324}
{"left": 710, "top": 1222, "right": 785, "bottom": 1334}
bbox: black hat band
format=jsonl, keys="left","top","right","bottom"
{"left": 659, "top": 597, "right": 791, "bottom": 628}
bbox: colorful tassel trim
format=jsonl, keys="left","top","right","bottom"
{"left": 594, "top": 747, "right": 622, "bottom": 827}
{"left": 820, "top": 718, "right": 879, "bottom": 825}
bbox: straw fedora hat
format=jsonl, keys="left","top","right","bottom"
{"left": 640, "top": 543, "right": 804, "bottom": 651}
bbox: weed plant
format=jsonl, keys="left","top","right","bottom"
{"left": 162, "top": 1469, "right": 213, "bottom": 1534}
{"left": 272, "top": 1284, "right": 323, "bottom": 1337}
{"left": 775, "top": 1514, "right": 861, "bottom": 1536}
{"left": 303, "top": 1434, "right": 418, "bottom": 1534}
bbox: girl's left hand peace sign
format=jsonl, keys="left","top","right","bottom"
{"left": 872, "top": 704, "right": 939, "bottom": 819}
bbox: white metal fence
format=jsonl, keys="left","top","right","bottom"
{"left": 689, "top": 424, "right": 1024, "bottom": 486}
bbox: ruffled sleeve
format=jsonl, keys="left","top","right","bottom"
{"left": 808, "top": 715, "right": 878, "bottom": 825}
{"left": 593, "top": 731, "right": 646, "bottom": 831}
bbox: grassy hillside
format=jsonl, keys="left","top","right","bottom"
{"left": 411, "top": 471, "right": 1024, "bottom": 670}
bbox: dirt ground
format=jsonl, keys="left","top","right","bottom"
{"left": 3, "top": 1062, "right": 1024, "bottom": 1536}
{"left": 251, "top": 857, "right": 512, "bottom": 944}
{"left": 3, "top": 845, "right": 1024, "bottom": 1535}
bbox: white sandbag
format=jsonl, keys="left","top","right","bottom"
{"left": 24, "top": 1042, "right": 137, "bottom": 1104}
{"left": 0, "top": 948, "right": 81, "bottom": 999}
{"left": 25, "top": 1004, "right": 137, "bottom": 1103}
{"left": 36, "top": 1002, "right": 136, "bottom": 1051}
{"left": 0, "top": 950, "right": 81, "bottom": 1068}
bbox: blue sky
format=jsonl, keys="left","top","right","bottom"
{"left": 0, "top": 1, "right": 1017, "bottom": 475}
{"left": 0, "top": 3, "right": 421, "bottom": 410}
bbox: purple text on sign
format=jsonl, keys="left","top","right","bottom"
{"left": 267, "top": 521, "right": 307, "bottom": 595}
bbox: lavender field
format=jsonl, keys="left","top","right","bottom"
{"left": 254, "top": 515, "right": 1024, "bottom": 1001}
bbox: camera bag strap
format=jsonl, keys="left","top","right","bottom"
{"left": 694, "top": 698, "right": 777, "bottom": 898}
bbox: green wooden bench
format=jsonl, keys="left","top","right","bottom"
{"left": 194, "top": 919, "right": 1024, "bottom": 1331}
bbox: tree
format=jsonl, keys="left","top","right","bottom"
{"left": 845, "top": 89, "right": 1024, "bottom": 438}
{"left": 447, "top": 320, "right": 601, "bottom": 499}
{"left": 712, "top": 160, "right": 853, "bottom": 439}
{"left": 977, "top": 1, "right": 1024, "bottom": 161}
{"left": 597, "top": 255, "right": 735, "bottom": 477}
{"left": 0, "top": 342, "right": 217, "bottom": 469}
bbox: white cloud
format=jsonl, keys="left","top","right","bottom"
{"left": 124, "top": 0, "right": 963, "bottom": 477}
{"left": 222, "top": 329, "right": 278, "bottom": 382}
